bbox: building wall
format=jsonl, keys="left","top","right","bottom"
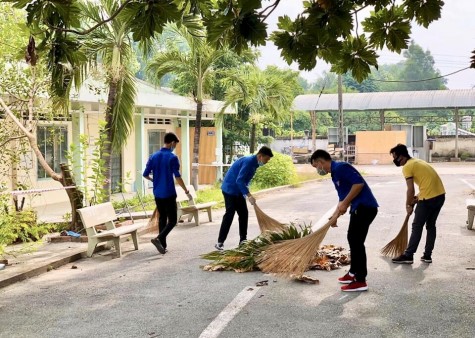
{"left": 355, "top": 131, "right": 407, "bottom": 164}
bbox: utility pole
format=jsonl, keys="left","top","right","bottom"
{"left": 337, "top": 74, "right": 344, "bottom": 158}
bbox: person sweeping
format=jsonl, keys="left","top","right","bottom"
{"left": 310, "top": 150, "right": 379, "bottom": 292}
{"left": 389, "top": 144, "right": 445, "bottom": 264}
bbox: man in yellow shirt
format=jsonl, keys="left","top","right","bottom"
{"left": 389, "top": 144, "right": 445, "bottom": 264}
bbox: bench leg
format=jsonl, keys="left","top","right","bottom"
{"left": 207, "top": 207, "right": 213, "bottom": 222}
{"left": 131, "top": 230, "right": 139, "bottom": 250}
{"left": 468, "top": 209, "right": 475, "bottom": 230}
{"left": 113, "top": 237, "right": 122, "bottom": 258}
{"left": 193, "top": 211, "right": 200, "bottom": 226}
{"left": 87, "top": 240, "right": 97, "bottom": 258}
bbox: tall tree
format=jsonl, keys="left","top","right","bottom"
{"left": 146, "top": 24, "right": 228, "bottom": 190}
{"left": 221, "top": 65, "right": 297, "bottom": 152}
{"left": 80, "top": 0, "right": 138, "bottom": 200}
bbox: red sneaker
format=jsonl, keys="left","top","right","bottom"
{"left": 338, "top": 272, "right": 355, "bottom": 284}
{"left": 341, "top": 281, "right": 368, "bottom": 292}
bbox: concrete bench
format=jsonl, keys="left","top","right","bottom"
{"left": 467, "top": 199, "right": 475, "bottom": 230}
{"left": 77, "top": 202, "right": 145, "bottom": 257}
{"left": 177, "top": 185, "right": 217, "bottom": 226}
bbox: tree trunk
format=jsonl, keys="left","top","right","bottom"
{"left": 60, "top": 163, "right": 84, "bottom": 232}
{"left": 310, "top": 111, "right": 317, "bottom": 151}
{"left": 250, "top": 123, "right": 256, "bottom": 153}
{"left": 103, "top": 81, "right": 118, "bottom": 201}
{"left": 191, "top": 101, "right": 203, "bottom": 190}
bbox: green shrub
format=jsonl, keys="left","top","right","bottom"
{"left": 0, "top": 210, "right": 56, "bottom": 256}
{"left": 251, "top": 152, "right": 298, "bottom": 190}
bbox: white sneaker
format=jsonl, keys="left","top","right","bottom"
{"left": 214, "top": 243, "right": 224, "bottom": 251}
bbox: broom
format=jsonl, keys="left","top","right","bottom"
{"left": 148, "top": 208, "right": 159, "bottom": 229}
{"left": 380, "top": 213, "right": 410, "bottom": 258}
{"left": 253, "top": 203, "right": 287, "bottom": 233}
{"left": 257, "top": 213, "right": 339, "bottom": 277}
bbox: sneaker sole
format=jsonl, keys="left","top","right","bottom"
{"left": 392, "top": 260, "right": 413, "bottom": 264}
{"left": 338, "top": 280, "right": 354, "bottom": 284}
{"left": 420, "top": 259, "right": 432, "bottom": 263}
{"left": 342, "top": 286, "right": 368, "bottom": 292}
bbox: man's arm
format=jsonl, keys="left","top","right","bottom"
{"left": 405, "top": 177, "right": 416, "bottom": 215}
{"left": 175, "top": 177, "right": 189, "bottom": 195}
{"left": 336, "top": 183, "right": 364, "bottom": 215}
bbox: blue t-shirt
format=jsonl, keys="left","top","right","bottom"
{"left": 143, "top": 147, "right": 181, "bottom": 199}
{"left": 331, "top": 161, "right": 379, "bottom": 212}
{"left": 221, "top": 155, "right": 259, "bottom": 196}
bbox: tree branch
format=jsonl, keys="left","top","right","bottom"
{"left": 43, "top": 0, "right": 133, "bottom": 36}
{"left": 0, "top": 135, "right": 27, "bottom": 148}
{"left": 260, "top": 0, "right": 281, "bottom": 22}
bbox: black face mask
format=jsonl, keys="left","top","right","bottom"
{"left": 393, "top": 158, "right": 401, "bottom": 167}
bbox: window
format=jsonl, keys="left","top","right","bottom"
{"left": 148, "top": 130, "right": 166, "bottom": 156}
{"left": 37, "top": 126, "right": 68, "bottom": 179}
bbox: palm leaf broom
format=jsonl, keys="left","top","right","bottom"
{"left": 254, "top": 203, "right": 287, "bottom": 233}
{"left": 380, "top": 213, "right": 410, "bottom": 258}
{"left": 257, "top": 214, "right": 339, "bottom": 277}
{"left": 148, "top": 208, "right": 159, "bottom": 229}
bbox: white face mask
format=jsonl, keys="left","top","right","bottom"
{"left": 258, "top": 160, "right": 264, "bottom": 167}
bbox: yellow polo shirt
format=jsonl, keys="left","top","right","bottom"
{"left": 402, "top": 158, "right": 445, "bottom": 200}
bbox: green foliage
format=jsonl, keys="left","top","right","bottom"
{"left": 66, "top": 121, "right": 109, "bottom": 206}
{"left": 251, "top": 152, "right": 297, "bottom": 190}
{"left": 201, "top": 223, "right": 312, "bottom": 272}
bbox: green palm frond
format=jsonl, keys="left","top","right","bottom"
{"left": 110, "top": 70, "right": 136, "bottom": 151}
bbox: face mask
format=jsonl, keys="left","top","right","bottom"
{"left": 170, "top": 145, "right": 176, "bottom": 152}
{"left": 316, "top": 165, "right": 327, "bottom": 176}
{"left": 393, "top": 158, "right": 401, "bottom": 167}
{"left": 258, "top": 161, "right": 264, "bottom": 167}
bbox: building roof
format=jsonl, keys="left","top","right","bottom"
{"left": 72, "top": 78, "right": 235, "bottom": 119}
{"left": 293, "top": 89, "right": 475, "bottom": 112}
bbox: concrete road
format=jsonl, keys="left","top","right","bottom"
{"left": 1, "top": 164, "right": 474, "bottom": 338}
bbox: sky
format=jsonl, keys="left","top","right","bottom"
{"left": 257, "top": 0, "right": 475, "bottom": 89}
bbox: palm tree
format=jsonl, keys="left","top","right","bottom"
{"left": 221, "top": 66, "right": 296, "bottom": 152}
{"left": 146, "top": 24, "right": 228, "bottom": 190}
{"left": 80, "top": 0, "right": 137, "bottom": 200}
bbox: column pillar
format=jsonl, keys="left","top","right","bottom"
{"left": 180, "top": 115, "right": 190, "bottom": 185}
{"left": 71, "top": 110, "right": 84, "bottom": 186}
{"left": 215, "top": 118, "right": 224, "bottom": 181}
{"left": 134, "top": 108, "right": 145, "bottom": 193}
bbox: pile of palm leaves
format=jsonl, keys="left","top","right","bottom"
{"left": 201, "top": 224, "right": 349, "bottom": 273}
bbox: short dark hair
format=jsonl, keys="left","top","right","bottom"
{"left": 390, "top": 143, "right": 411, "bottom": 158}
{"left": 257, "top": 146, "right": 273, "bottom": 158}
{"left": 164, "top": 132, "right": 179, "bottom": 144}
{"left": 309, "top": 149, "right": 331, "bottom": 163}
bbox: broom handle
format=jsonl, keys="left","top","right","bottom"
{"left": 403, "top": 213, "right": 411, "bottom": 224}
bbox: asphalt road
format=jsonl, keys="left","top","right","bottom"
{"left": 1, "top": 165, "right": 474, "bottom": 338}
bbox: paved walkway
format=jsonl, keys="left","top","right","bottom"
{"left": 1, "top": 162, "right": 474, "bottom": 290}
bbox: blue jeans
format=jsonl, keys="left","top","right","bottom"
{"left": 405, "top": 194, "right": 445, "bottom": 257}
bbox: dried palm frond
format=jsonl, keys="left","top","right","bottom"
{"left": 380, "top": 213, "right": 410, "bottom": 258}
{"left": 201, "top": 223, "right": 312, "bottom": 272}
{"left": 257, "top": 214, "right": 339, "bottom": 277}
{"left": 254, "top": 204, "right": 287, "bottom": 233}
{"left": 148, "top": 208, "right": 159, "bottom": 228}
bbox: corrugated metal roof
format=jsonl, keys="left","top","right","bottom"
{"left": 73, "top": 78, "right": 235, "bottom": 115}
{"left": 293, "top": 89, "right": 475, "bottom": 111}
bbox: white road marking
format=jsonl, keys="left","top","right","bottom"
{"left": 312, "top": 203, "right": 339, "bottom": 231}
{"left": 199, "top": 286, "right": 260, "bottom": 338}
{"left": 460, "top": 179, "right": 475, "bottom": 190}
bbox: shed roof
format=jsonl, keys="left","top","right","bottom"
{"left": 293, "top": 89, "right": 475, "bottom": 112}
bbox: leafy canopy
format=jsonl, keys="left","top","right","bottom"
{"left": 7, "top": 0, "right": 445, "bottom": 98}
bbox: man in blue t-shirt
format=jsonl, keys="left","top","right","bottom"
{"left": 310, "top": 149, "right": 378, "bottom": 292}
{"left": 143, "top": 132, "right": 190, "bottom": 254}
{"left": 214, "top": 146, "right": 274, "bottom": 251}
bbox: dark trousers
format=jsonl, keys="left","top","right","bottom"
{"left": 217, "top": 192, "right": 248, "bottom": 244}
{"left": 154, "top": 196, "right": 178, "bottom": 249}
{"left": 347, "top": 206, "right": 378, "bottom": 282}
{"left": 405, "top": 194, "right": 445, "bottom": 257}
